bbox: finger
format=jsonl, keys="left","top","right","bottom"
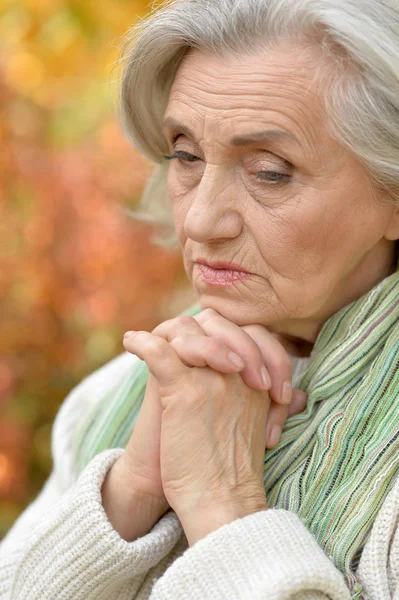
{"left": 264, "top": 389, "right": 308, "bottom": 449}
{"left": 152, "top": 315, "right": 206, "bottom": 340}
{"left": 193, "top": 309, "right": 271, "bottom": 391}
{"left": 287, "top": 389, "right": 308, "bottom": 417}
{"left": 264, "top": 402, "right": 288, "bottom": 450}
{"left": 152, "top": 314, "right": 246, "bottom": 373}
{"left": 240, "top": 324, "right": 293, "bottom": 407}
{"left": 122, "top": 374, "right": 165, "bottom": 498}
{"left": 123, "top": 331, "right": 187, "bottom": 386}
{"left": 169, "top": 334, "right": 245, "bottom": 372}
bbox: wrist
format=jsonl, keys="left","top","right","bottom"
{"left": 178, "top": 492, "right": 268, "bottom": 547}
{"left": 101, "top": 460, "right": 169, "bottom": 542}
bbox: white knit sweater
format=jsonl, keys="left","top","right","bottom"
{"left": 0, "top": 350, "right": 398, "bottom": 599}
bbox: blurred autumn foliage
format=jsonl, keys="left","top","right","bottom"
{"left": 0, "top": 0, "right": 194, "bottom": 537}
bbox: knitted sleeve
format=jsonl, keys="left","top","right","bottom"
{"left": 150, "top": 509, "right": 352, "bottom": 600}
{"left": 0, "top": 353, "right": 183, "bottom": 599}
{"left": 150, "top": 475, "right": 399, "bottom": 599}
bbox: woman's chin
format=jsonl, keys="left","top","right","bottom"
{"left": 194, "top": 293, "right": 266, "bottom": 327}
{"left": 191, "top": 271, "right": 278, "bottom": 327}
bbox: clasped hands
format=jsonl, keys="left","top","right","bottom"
{"left": 120, "top": 308, "right": 308, "bottom": 546}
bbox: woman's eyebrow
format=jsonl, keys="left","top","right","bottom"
{"left": 163, "top": 117, "right": 302, "bottom": 148}
{"left": 163, "top": 117, "right": 195, "bottom": 139}
{"left": 230, "top": 129, "right": 302, "bottom": 148}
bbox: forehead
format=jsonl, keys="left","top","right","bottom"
{"left": 166, "top": 45, "right": 328, "bottom": 151}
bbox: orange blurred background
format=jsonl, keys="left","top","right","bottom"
{"left": 0, "top": 0, "right": 194, "bottom": 537}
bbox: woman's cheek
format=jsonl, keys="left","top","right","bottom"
{"left": 169, "top": 175, "right": 197, "bottom": 233}
{"left": 168, "top": 175, "right": 185, "bottom": 217}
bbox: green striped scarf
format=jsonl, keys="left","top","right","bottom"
{"left": 72, "top": 270, "right": 399, "bottom": 599}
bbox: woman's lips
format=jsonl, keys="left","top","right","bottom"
{"left": 196, "top": 263, "right": 252, "bottom": 287}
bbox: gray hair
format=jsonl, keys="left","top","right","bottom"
{"left": 118, "top": 0, "right": 399, "bottom": 248}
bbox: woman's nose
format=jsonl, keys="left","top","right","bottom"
{"left": 183, "top": 173, "right": 243, "bottom": 243}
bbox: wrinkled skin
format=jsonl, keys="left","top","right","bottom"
{"left": 117, "top": 44, "right": 399, "bottom": 545}
{"left": 163, "top": 43, "right": 399, "bottom": 346}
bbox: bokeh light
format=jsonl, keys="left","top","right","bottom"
{"left": 0, "top": 0, "right": 195, "bottom": 538}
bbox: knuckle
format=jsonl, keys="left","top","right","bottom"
{"left": 151, "top": 318, "right": 172, "bottom": 335}
{"left": 169, "top": 335, "right": 185, "bottom": 349}
{"left": 201, "top": 308, "right": 219, "bottom": 320}
{"left": 146, "top": 335, "right": 169, "bottom": 356}
{"left": 174, "top": 315, "right": 195, "bottom": 328}
{"left": 205, "top": 337, "right": 224, "bottom": 354}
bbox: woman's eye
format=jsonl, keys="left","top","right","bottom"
{"left": 163, "top": 152, "right": 290, "bottom": 185}
{"left": 255, "top": 171, "right": 290, "bottom": 184}
{"left": 163, "top": 151, "right": 199, "bottom": 162}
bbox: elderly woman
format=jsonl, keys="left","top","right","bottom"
{"left": 2, "top": 0, "right": 399, "bottom": 598}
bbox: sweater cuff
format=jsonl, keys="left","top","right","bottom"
{"left": 11, "top": 448, "right": 182, "bottom": 600}
{"left": 152, "top": 508, "right": 351, "bottom": 600}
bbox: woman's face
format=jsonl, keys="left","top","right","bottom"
{"left": 163, "top": 45, "right": 399, "bottom": 343}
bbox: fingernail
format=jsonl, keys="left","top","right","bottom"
{"left": 281, "top": 381, "right": 292, "bottom": 405}
{"left": 124, "top": 331, "right": 134, "bottom": 338}
{"left": 269, "top": 424, "right": 282, "bottom": 448}
{"left": 261, "top": 366, "right": 272, "bottom": 389}
{"left": 228, "top": 352, "right": 245, "bottom": 369}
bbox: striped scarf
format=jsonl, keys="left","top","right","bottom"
{"left": 72, "top": 270, "right": 399, "bottom": 599}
